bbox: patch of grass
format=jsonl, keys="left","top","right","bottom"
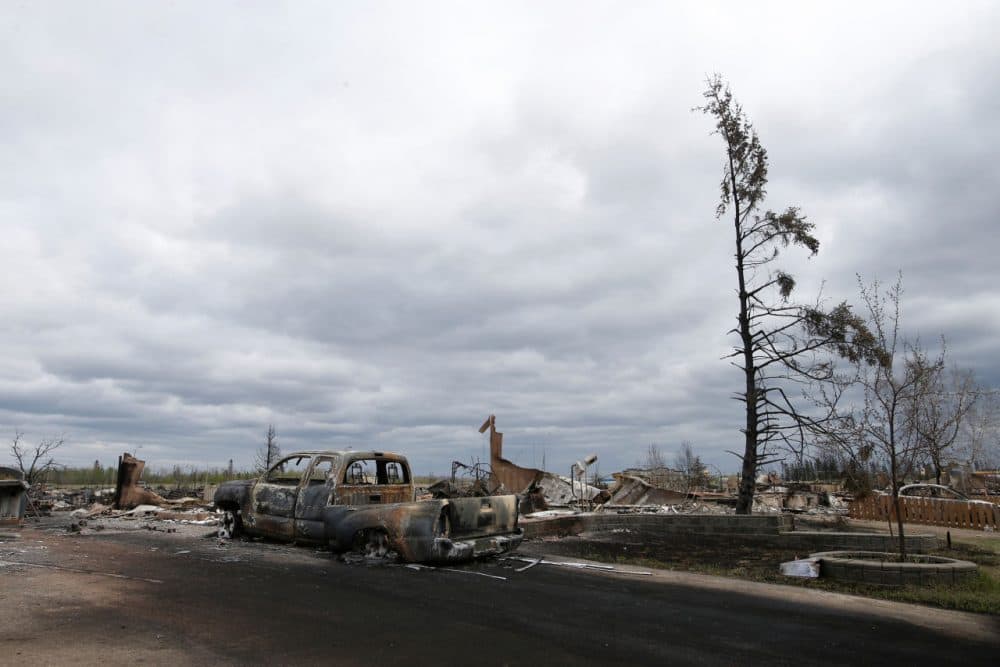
{"left": 533, "top": 536, "right": 1000, "bottom": 615}
{"left": 862, "top": 572, "right": 1000, "bottom": 615}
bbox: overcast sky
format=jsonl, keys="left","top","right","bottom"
{"left": 2, "top": 1, "right": 998, "bottom": 476}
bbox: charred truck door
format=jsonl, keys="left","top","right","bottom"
{"left": 293, "top": 456, "right": 338, "bottom": 543}
{"left": 250, "top": 454, "right": 312, "bottom": 540}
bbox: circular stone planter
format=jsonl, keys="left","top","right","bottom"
{"left": 811, "top": 550, "right": 978, "bottom": 587}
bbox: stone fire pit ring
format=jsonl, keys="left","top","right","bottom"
{"left": 811, "top": 550, "right": 978, "bottom": 587}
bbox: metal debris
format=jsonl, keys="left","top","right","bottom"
{"left": 606, "top": 473, "right": 689, "bottom": 506}
{"left": 505, "top": 556, "right": 653, "bottom": 576}
{"left": 779, "top": 558, "right": 821, "bottom": 578}
{"left": 515, "top": 557, "right": 542, "bottom": 572}
{"left": 403, "top": 562, "right": 508, "bottom": 580}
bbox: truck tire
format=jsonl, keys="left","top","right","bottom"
{"left": 435, "top": 507, "right": 451, "bottom": 538}
{"left": 219, "top": 508, "right": 243, "bottom": 539}
{"left": 354, "top": 528, "right": 392, "bottom": 559}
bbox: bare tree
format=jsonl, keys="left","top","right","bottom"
{"left": 254, "top": 424, "right": 282, "bottom": 474}
{"left": 642, "top": 444, "right": 670, "bottom": 488}
{"left": 818, "top": 275, "right": 942, "bottom": 558}
{"left": 10, "top": 432, "right": 64, "bottom": 486}
{"left": 959, "top": 390, "right": 1000, "bottom": 470}
{"left": 697, "top": 75, "right": 880, "bottom": 514}
{"left": 674, "top": 442, "right": 706, "bottom": 494}
{"left": 911, "top": 355, "right": 978, "bottom": 484}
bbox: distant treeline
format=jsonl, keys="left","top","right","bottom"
{"left": 38, "top": 463, "right": 444, "bottom": 488}
{"left": 780, "top": 452, "right": 885, "bottom": 493}
{"left": 43, "top": 463, "right": 257, "bottom": 488}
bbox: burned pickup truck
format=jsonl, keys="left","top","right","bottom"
{"left": 214, "top": 450, "right": 523, "bottom": 563}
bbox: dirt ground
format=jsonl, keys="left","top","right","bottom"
{"left": 3, "top": 515, "right": 999, "bottom": 666}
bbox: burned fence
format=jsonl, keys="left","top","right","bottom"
{"left": 849, "top": 494, "right": 1000, "bottom": 531}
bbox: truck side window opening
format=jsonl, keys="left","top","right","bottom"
{"left": 265, "top": 456, "right": 312, "bottom": 485}
{"left": 309, "top": 458, "right": 335, "bottom": 484}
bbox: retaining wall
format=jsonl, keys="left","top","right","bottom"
{"left": 522, "top": 513, "right": 937, "bottom": 554}
{"left": 779, "top": 531, "right": 937, "bottom": 554}
{"left": 521, "top": 513, "right": 792, "bottom": 539}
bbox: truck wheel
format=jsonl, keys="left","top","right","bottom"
{"left": 219, "top": 508, "right": 243, "bottom": 539}
{"left": 355, "top": 529, "right": 391, "bottom": 559}
{"left": 435, "top": 508, "right": 451, "bottom": 538}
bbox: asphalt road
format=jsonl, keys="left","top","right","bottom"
{"left": 2, "top": 522, "right": 997, "bottom": 666}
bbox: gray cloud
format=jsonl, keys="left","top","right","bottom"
{"left": 2, "top": 2, "right": 997, "bottom": 475}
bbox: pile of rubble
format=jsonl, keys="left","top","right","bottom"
{"left": 66, "top": 503, "right": 219, "bottom": 534}
{"left": 465, "top": 416, "right": 748, "bottom": 517}
{"left": 18, "top": 452, "right": 220, "bottom": 534}
{"left": 468, "top": 416, "right": 853, "bottom": 518}
{"left": 752, "top": 478, "right": 850, "bottom": 515}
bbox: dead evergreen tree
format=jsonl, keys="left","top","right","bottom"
{"left": 254, "top": 424, "right": 282, "bottom": 474}
{"left": 10, "top": 432, "right": 64, "bottom": 486}
{"left": 697, "top": 75, "right": 880, "bottom": 514}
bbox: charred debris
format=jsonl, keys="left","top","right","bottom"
{"left": 433, "top": 415, "right": 850, "bottom": 518}
{"left": 12, "top": 415, "right": 853, "bottom": 546}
